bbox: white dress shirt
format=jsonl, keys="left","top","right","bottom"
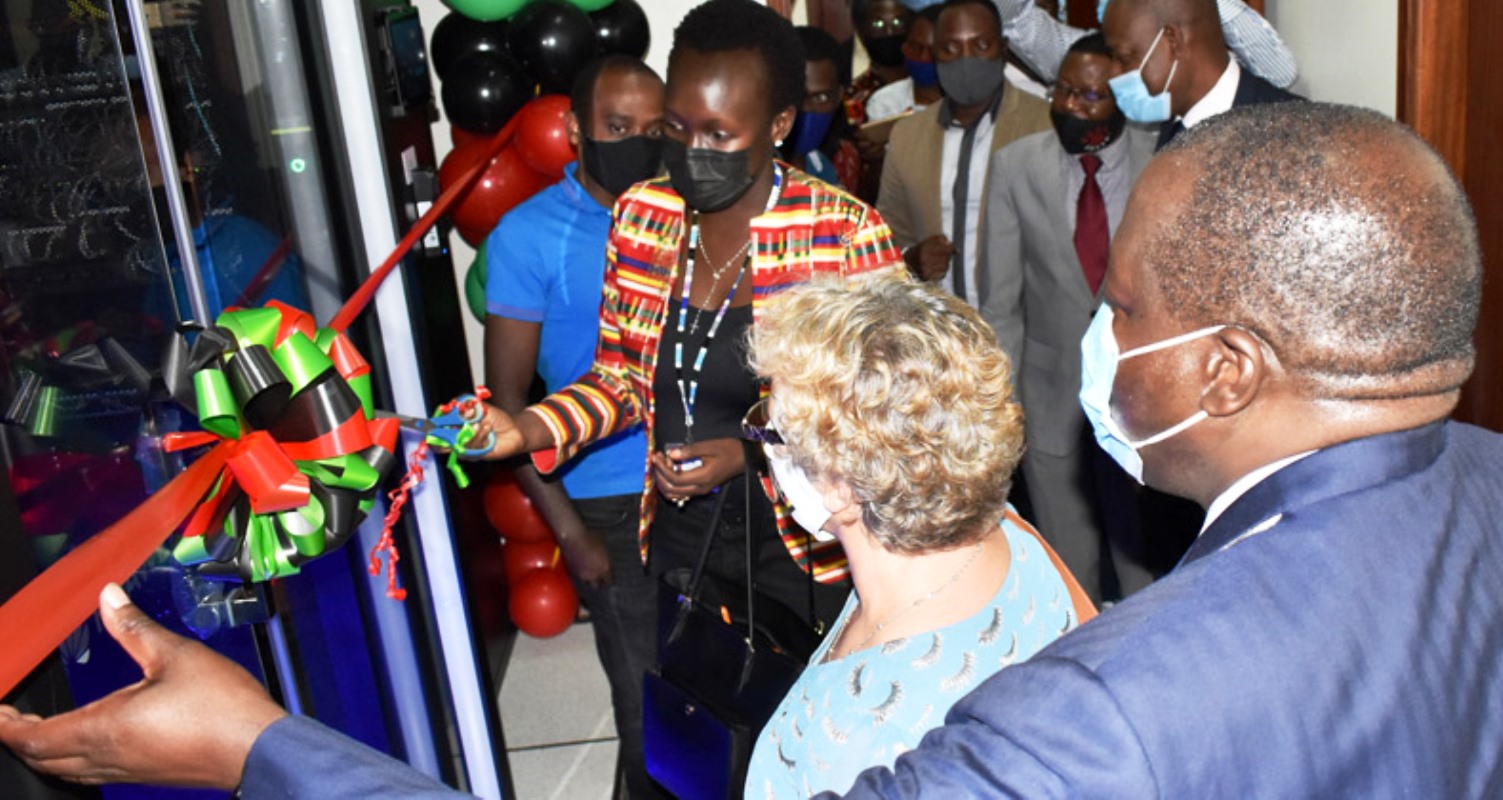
{"left": 1201, "top": 449, "right": 1317, "bottom": 534}
{"left": 939, "top": 105, "right": 997, "bottom": 310}
{"left": 1181, "top": 59, "right": 1242, "bottom": 130}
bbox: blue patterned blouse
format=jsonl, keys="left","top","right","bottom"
{"left": 745, "top": 509, "right": 1079, "bottom": 798}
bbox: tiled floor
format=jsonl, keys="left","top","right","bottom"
{"left": 497, "top": 621, "right": 618, "bottom": 799}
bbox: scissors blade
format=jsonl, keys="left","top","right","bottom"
{"left": 376, "top": 411, "right": 439, "bottom": 435}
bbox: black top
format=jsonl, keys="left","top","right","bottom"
{"left": 653, "top": 302, "right": 758, "bottom": 450}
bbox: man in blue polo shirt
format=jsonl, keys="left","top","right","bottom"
{"left": 483, "top": 55, "right": 666, "bottom": 799}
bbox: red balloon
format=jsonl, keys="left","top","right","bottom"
{"left": 439, "top": 142, "right": 551, "bottom": 246}
{"left": 502, "top": 538, "right": 564, "bottom": 585}
{"left": 482, "top": 471, "right": 556, "bottom": 543}
{"left": 513, "top": 95, "right": 576, "bottom": 180}
{"left": 509, "top": 567, "right": 579, "bottom": 638}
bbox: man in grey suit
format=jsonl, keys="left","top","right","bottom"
{"left": 980, "top": 33, "right": 1155, "bottom": 601}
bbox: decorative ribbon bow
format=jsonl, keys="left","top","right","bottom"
{"left": 160, "top": 300, "right": 402, "bottom": 584}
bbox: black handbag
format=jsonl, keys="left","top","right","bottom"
{"left": 642, "top": 472, "right": 823, "bottom": 799}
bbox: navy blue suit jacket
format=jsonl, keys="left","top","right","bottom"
{"left": 835, "top": 421, "right": 1503, "bottom": 798}
{"left": 1157, "top": 69, "right": 1303, "bottom": 150}
{"left": 238, "top": 422, "right": 1503, "bottom": 799}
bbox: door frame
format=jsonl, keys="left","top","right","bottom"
{"left": 1399, "top": 0, "right": 1502, "bottom": 431}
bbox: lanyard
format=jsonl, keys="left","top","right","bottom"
{"left": 673, "top": 164, "right": 782, "bottom": 443}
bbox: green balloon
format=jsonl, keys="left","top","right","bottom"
{"left": 443, "top": 0, "right": 532, "bottom": 22}
{"left": 466, "top": 239, "right": 489, "bottom": 322}
{"left": 568, "top": 0, "right": 613, "bottom": 12}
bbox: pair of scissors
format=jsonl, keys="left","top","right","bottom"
{"left": 381, "top": 393, "right": 496, "bottom": 458}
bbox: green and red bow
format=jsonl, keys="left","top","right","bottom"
{"left": 161, "top": 300, "right": 403, "bottom": 586}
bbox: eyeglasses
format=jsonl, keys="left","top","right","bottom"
{"left": 1051, "top": 85, "right": 1111, "bottom": 104}
{"left": 740, "top": 397, "right": 784, "bottom": 446}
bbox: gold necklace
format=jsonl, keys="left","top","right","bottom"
{"left": 831, "top": 539, "right": 986, "bottom": 658}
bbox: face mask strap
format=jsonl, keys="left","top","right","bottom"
{"left": 1119, "top": 324, "right": 1225, "bottom": 361}
{"left": 1138, "top": 26, "right": 1167, "bottom": 70}
{"left": 1128, "top": 409, "right": 1208, "bottom": 448}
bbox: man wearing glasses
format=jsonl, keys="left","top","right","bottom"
{"left": 979, "top": 33, "right": 1156, "bottom": 603}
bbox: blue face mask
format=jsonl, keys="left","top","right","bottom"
{"left": 1098, "top": 0, "right": 1110, "bottom": 22}
{"left": 1078, "top": 305, "right": 1224, "bottom": 483}
{"left": 788, "top": 109, "right": 834, "bottom": 157}
{"left": 905, "top": 57, "right": 939, "bottom": 89}
{"left": 1107, "top": 26, "right": 1179, "bottom": 124}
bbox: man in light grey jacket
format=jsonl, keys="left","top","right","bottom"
{"left": 980, "top": 33, "right": 1155, "bottom": 601}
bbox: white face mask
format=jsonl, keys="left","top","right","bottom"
{"left": 1078, "top": 305, "right": 1224, "bottom": 483}
{"left": 765, "top": 446, "right": 836, "bottom": 541}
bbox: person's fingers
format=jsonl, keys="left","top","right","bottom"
{"left": 13, "top": 752, "right": 123, "bottom": 785}
{"left": 98, "top": 583, "right": 187, "bottom": 680}
{"left": 0, "top": 705, "right": 89, "bottom": 771}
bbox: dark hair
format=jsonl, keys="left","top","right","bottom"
{"left": 796, "top": 25, "right": 842, "bottom": 67}
{"left": 916, "top": 4, "right": 944, "bottom": 27}
{"left": 1066, "top": 31, "right": 1113, "bottom": 59}
{"left": 937, "top": 0, "right": 1002, "bottom": 33}
{"left": 1151, "top": 102, "right": 1481, "bottom": 397}
{"left": 569, "top": 55, "right": 661, "bottom": 129}
{"left": 670, "top": 0, "right": 806, "bottom": 117}
{"left": 782, "top": 26, "right": 853, "bottom": 162}
{"left": 851, "top": 0, "right": 911, "bottom": 28}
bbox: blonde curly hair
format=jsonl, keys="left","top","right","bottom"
{"left": 748, "top": 278, "right": 1024, "bottom": 554}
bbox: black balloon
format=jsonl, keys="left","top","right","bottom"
{"left": 591, "top": 0, "right": 650, "bottom": 59}
{"left": 430, "top": 12, "right": 511, "bottom": 82}
{"left": 441, "top": 51, "right": 533, "bottom": 135}
{"left": 506, "top": 1, "right": 599, "bottom": 95}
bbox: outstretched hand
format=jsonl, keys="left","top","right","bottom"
{"left": 0, "top": 584, "right": 287, "bottom": 789}
{"left": 465, "top": 402, "right": 530, "bottom": 461}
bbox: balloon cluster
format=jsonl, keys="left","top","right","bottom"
{"left": 483, "top": 470, "right": 579, "bottom": 638}
{"left": 434, "top": 0, "right": 650, "bottom": 247}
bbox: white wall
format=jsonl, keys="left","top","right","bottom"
{"left": 1263, "top": 0, "right": 1398, "bottom": 116}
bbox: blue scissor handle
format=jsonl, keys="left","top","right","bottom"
{"left": 426, "top": 393, "right": 496, "bottom": 457}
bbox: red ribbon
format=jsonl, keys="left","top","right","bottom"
{"left": 0, "top": 443, "right": 231, "bottom": 698}
{"left": 328, "top": 117, "right": 518, "bottom": 334}
{"left": 227, "top": 431, "right": 311, "bottom": 515}
{"left": 0, "top": 106, "right": 514, "bottom": 700}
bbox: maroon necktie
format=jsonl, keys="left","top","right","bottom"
{"left": 1074, "top": 154, "right": 1109, "bottom": 295}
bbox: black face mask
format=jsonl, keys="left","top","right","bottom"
{"left": 937, "top": 56, "right": 1007, "bottom": 107}
{"left": 581, "top": 135, "right": 665, "bottom": 198}
{"left": 864, "top": 34, "right": 907, "bottom": 67}
{"left": 1049, "top": 109, "right": 1127, "bottom": 155}
{"left": 661, "top": 138, "right": 756, "bottom": 213}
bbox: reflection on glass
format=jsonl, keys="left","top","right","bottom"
{"left": 0, "top": 11, "right": 269, "bottom": 795}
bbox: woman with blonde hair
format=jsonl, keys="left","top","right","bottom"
{"left": 742, "top": 278, "right": 1094, "bottom": 798}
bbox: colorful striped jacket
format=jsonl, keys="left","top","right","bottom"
{"left": 526, "top": 166, "right": 905, "bottom": 584}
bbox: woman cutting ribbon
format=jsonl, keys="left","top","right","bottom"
{"left": 474, "top": 0, "right": 904, "bottom": 628}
